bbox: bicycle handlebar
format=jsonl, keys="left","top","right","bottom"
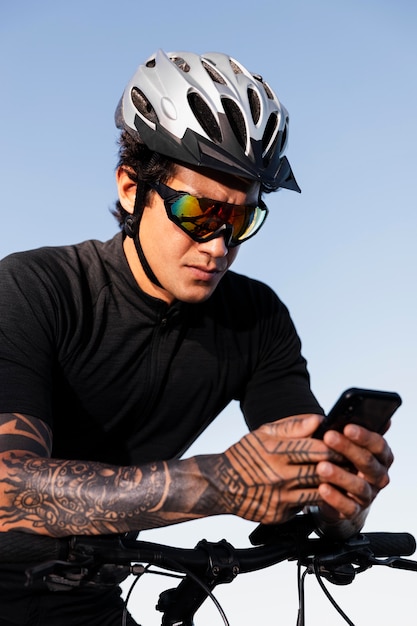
{"left": 0, "top": 515, "right": 415, "bottom": 626}
{"left": 0, "top": 515, "right": 414, "bottom": 568}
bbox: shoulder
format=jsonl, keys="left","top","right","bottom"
{"left": 0, "top": 234, "right": 123, "bottom": 297}
{"left": 1, "top": 234, "right": 121, "bottom": 272}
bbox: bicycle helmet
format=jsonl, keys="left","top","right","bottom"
{"left": 115, "top": 49, "right": 300, "bottom": 193}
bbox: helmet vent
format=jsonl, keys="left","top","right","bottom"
{"left": 201, "top": 60, "right": 227, "bottom": 85}
{"left": 229, "top": 59, "right": 243, "bottom": 75}
{"left": 253, "top": 74, "right": 274, "bottom": 100}
{"left": 222, "top": 98, "right": 247, "bottom": 149}
{"left": 145, "top": 58, "right": 156, "bottom": 68}
{"left": 171, "top": 56, "right": 191, "bottom": 72}
{"left": 279, "top": 123, "right": 288, "bottom": 154}
{"left": 262, "top": 112, "right": 279, "bottom": 159}
{"left": 131, "top": 87, "right": 159, "bottom": 124}
{"left": 262, "top": 81, "right": 274, "bottom": 100}
{"left": 187, "top": 92, "right": 222, "bottom": 143}
{"left": 247, "top": 87, "right": 261, "bottom": 124}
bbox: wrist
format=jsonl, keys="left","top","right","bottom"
{"left": 191, "top": 452, "right": 245, "bottom": 517}
{"left": 165, "top": 455, "right": 225, "bottom": 517}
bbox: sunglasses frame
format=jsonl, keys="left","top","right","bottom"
{"left": 148, "top": 180, "right": 269, "bottom": 247}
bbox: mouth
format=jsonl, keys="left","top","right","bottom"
{"left": 186, "top": 264, "right": 225, "bottom": 282}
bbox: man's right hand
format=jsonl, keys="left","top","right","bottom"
{"left": 191, "top": 414, "right": 333, "bottom": 525}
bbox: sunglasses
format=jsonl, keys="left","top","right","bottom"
{"left": 149, "top": 181, "right": 268, "bottom": 247}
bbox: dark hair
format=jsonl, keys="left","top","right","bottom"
{"left": 112, "top": 131, "right": 178, "bottom": 227}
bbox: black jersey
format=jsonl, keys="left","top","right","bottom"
{"left": 0, "top": 233, "right": 322, "bottom": 464}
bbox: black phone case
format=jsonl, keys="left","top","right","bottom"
{"left": 313, "top": 387, "right": 402, "bottom": 439}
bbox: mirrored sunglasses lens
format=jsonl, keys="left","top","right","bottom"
{"left": 234, "top": 206, "right": 266, "bottom": 242}
{"left": 170, "top": 196, "right": 221, "bottom": 238}
{"left": 169, "top": 195, "right": 265, "bottom": 242}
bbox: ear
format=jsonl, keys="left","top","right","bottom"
{"left": 116, "top": 167, "right": 137, "bottom": 214}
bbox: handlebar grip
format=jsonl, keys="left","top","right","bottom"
{"left": 0, "top": 531, "right": 69, "bottom": 563}
{"left": 365, "top": 532, "right": 416, "bottom": 557}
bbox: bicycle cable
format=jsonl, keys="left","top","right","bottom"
{"left": 123, "top": 567, "right": 185, "bottom": 625}
{"left": 312, "top": 558, "right": 355, "bottom": 626}
{"left": 3, "top": 520, "right": 414, "bottom": 624}
{"left": 122, "top": 556, "right": 230, "bottom": 626}
{"left": 122, "top": 563, "right": 151, "bottom": 626}
{"left": 296, "top": 562, "right": 309, "bottom": 626}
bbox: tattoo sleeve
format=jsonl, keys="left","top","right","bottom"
{"left": 0, "top": 413, "right": 52, "bottom": 456}
{"left": 0, "top": 413, "right": 320, "bottom": 535}
{"left": 0, "top": 413, "right": 205, "bottom": 536}
{"left": 0, "top": 454, "right": 175, "bottom": 535}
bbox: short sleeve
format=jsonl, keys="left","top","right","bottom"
{"left": 240, "top": 289, "right": 323, "bottom": 430}
{"left": 0, "top": 252, "right": 57, "bottom": 423}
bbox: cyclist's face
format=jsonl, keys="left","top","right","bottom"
{"left": 119, "top": 165, "right": 260, "bottom": 304}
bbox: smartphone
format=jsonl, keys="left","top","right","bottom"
{"left": 312, "top": 387, "right": 402, "bottom": 439}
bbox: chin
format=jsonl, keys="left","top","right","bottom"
{"left": 177, "top": 286, "right": 217, "bottom": 304}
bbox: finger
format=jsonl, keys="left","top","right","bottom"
{"left": 263, "top": 413, "right": 325, "bottom": 438}
{"left": 256, "top": 486, "right": 322, "bottom": 524}
{"left": 323, "top": 429, "right": 392, "bottom": 486}
{"left": 317, "top": 460, "right": 374, "bottom": 507}
{"left": 253, "top": 431, "right": 336, "bottom": 466}
{"left": 317, "top": 482, "right": 361, "bottom": 518}
{"left": 343, "top": 424, "right": 394, "bottom": 467}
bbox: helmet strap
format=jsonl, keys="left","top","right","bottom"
{"left": 123, "top": 182, "right": 163, "bottom": 289}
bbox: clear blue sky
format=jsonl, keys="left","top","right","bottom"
{"left": 1, "top": 1, "right": 416, "bottom": 623}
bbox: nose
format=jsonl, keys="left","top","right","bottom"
{"left": 197, "top": 232, "right": 230, "bottom": 258}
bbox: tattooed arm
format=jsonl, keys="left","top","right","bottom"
{"left": 0, "top": 412, "right": 391, "bottom": 537}
{"left": 0, "top": 412, "right": 203, "bottom": 536}
{"left": 0, "top": 412, "right": 325, "bottom": 536}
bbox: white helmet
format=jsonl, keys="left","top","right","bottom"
{"left": 115, "top": 50, "right": 300, "bottom": 193}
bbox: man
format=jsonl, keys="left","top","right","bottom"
{"left": 0, "top": 50, "right": 392, "bottom": 625}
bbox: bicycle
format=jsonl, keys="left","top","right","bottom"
{"left": 0, "top": 513, "right": 416, "bottom": 626}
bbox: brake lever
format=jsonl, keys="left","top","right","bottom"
{"left": 367, "top": 555, "right": 417, "bottom": 572}
{"left": 26, "top": 555, "right": 133, "bottom": 592}
{"left": 26, "top": 559, "right": 92, "bottom": 591}
{"left": 299, "top": 536, "right": 375, "bottom": 586}
{"left": 302, "top": 534, "right": 417, "bottom": 586}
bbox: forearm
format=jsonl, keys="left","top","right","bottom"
{"left": 0, "top": 412, "right": 271, "bottom": 537}
{"left": 0, "top": 436, "right": 308, "bottom": 537}
{"left": 0, "top": 411, "right": 335, "bottom": 535}
{"left": 0, "top": 452, "right": 218, "bottom": 537}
